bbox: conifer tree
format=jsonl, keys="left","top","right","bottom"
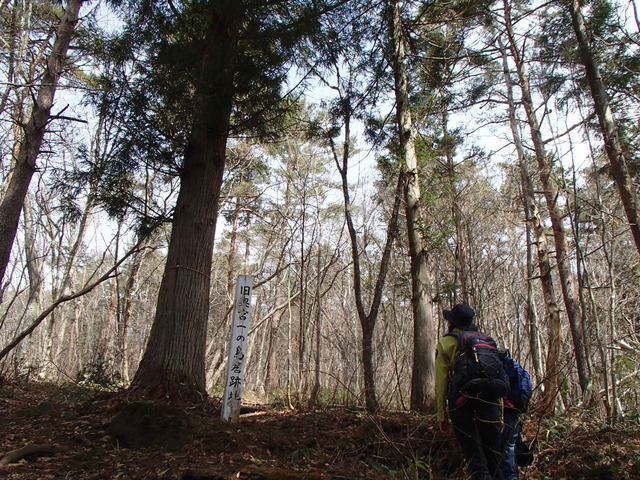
{"left": 566, "top": 0, "right": 640, "bottom": 256}
{"left": 104, "top": 0, "right": 352, "bottom": 400}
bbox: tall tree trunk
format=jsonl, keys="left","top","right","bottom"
{"left": 227, "top": 191, "right": 243, "bottom": 304}
{"left": 118, "top": 244, "right": 149, "bottom": 383}
{"left": 499, "top": 37, "right": 561, "bottom": 409}
{"left": 44, "top": 169, "right": 99, "bottom": 378}
{"left": 259, "top": 182, "right": 294, "bottom": 395}
{"left": 388, "top": 0, "right": 436, "bottom": 411}
{"left": 567, "top": 0, "right": 640, "bottom": 256}
{"left": 131, "top": 5, "right": 240, "bottom": 401}
{"left": 0, "top": 1, "right": 30, "bottom": 116}
{"left": 22, "top": 195, "right": 43, "bottom": 306}
{"left": 0, "top": 0, "right": 85, "bottom": 291}
{"left": 524, "top": 222, "right": 543, "bottom": 381}
{"left": 309, "top": 265, "right": 322, "bottom": 407}
{"left": 503, "top": 0, "right": 589, "bottom": 394}
{"left": 441, "top": 105, "right": 471, "bottom": 304}
{"left": 286, "top": 270, "right": 295, "bottom": 409}
{"left": 297, "top": 173, "right": 308, "bottom": 406}
{"left": 585, "top": 133, "right": 619, "bottom": 421}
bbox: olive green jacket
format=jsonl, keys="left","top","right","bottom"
{"left": 434, "top": 328, "right": 463, "bottom": 421}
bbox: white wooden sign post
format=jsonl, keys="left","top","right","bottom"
{"left": 221, "top": 275, "right": 254, "bottom": 423}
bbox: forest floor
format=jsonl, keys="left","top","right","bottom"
{"left": 0, "top": 381, "right": 639, "bottom": 480}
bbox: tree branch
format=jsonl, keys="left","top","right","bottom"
{"left": 0, "top": 242, "right": 149, "bottom": 362}
{"left": 0, "top": 444, "right": 65, "bottom": 465}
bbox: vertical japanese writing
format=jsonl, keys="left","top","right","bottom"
{"left": 221, "top": 276, "right": 254, "bottom": 423}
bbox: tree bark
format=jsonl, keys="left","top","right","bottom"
{"left": 388, "top": 0, "right": 436, "bottom": 412}
{"left": 309, "top": 245, "right": 323, "bottom": 407}
{"left": 524, "top": 222, "right": 544, "bottom": 381}
{"left": 22, "top": 195, "right": 43, "bottom": 306}
{"left": 131, "top": 4, "right": 241, "bottom": 401}
{"left": 118, "top": 244, "right": 149, "bottom": 382}
{"left": 503, "top": 0, "right": 590, "bottom": 394}
{"left": 567, "top": 0, "right": 640, "bottom": 257}
{"left": 0, "top": 0, "right": 85, "bottom": 291}
{"left": 499, "top": 37, "right": 561, "bottom": 409}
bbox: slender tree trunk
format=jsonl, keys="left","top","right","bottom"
{"left": 503, "top": 0, "right": 590, "bottom": 394}
{"left": 388, "top": 0, "right": 436, "bottom": 411}
{"left": 22, "top": 195, "right": 43, "bottom": 306}
{"left": 310, "top": 297, "right": 322, "bottom": 407}
{"left": 44, "top": 167, "right": 100, "bottom": 378}
{"left": 0, "top": 0, "right": 85, "bottom": 291}
{"left": 118, "top": 245, "right": 148, "bottom": 382}
{"left": 606, "top": 246, "right": 618, "bottom": 421}
{"left": 524, "top": 222, "right": 543, "bottom": 382}
{"left": 227, "top": 195, "right": 241, "bottom": 303}
{"left": 309, "top": 242, "right": 323, "bottom": 407}
{"left": 132, "top": 5, "right": 240, "bottom": 400}
{"left": 261, "top": 182, "right": 294, "bottom": 395}
{"left": 499, "top": 37, "right": 561, "bottom": 408}
{"left": 568, "top": 0, "right": 640, "bottom": 256}
{"left": 286, "top": 270, "right": 295, "bottom": 409}
{"left": 297, "top": 175, "right": 308, "bottom": 406}
{"left": 441, "top": 105, "right": 471, "bottom": 304}
{"left": 587, "top": 134, "right": 619, "bottom": 421}
{"left": 0, "top": 2, "right": 28, "bottom": 116}
{"left": 332, "top": 111, "right": 403, "bottom": 413}
{"left": 264, "top": 313, "right": 282, "bottom": 392}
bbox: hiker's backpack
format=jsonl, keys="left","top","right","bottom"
{"left": 503, "top": 350, "right": 533, "bottom": 412}
{"left": 446, "top": 330, "right": 509, "bottom": 401}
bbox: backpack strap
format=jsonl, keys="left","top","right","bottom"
{"left": 445, "top": 330, "right": 481, "bottom": 350}
{"left": 444, "top": 331, "right": 464, "bottom": 355}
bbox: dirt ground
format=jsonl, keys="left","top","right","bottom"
{"left": 0, "top": 382, "right": 638, "bottom": 479}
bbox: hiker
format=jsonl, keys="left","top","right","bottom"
{"left": 435, "top": 303, "right": 505, "bottom": 480}
{"left": 500, "top": 406, "right": 521, "bottom": 480}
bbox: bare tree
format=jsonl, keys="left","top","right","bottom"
{"left": 498, "top": 37, "right": 561, "bottom": 410}
{"left": 502, "top": 0, "right": 590, "bottom": 394}
{"left": 331, "top": 106, "right": 403, "bottom": 413}
{"left": 0, "top": 0, "right": 86, "bottom": 291}
{"left": 0, "top": 240, "right": 147, "bottom": 363}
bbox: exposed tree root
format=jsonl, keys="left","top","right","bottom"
{"left": 0, "top": 444, "right": 65, "bottom": 465}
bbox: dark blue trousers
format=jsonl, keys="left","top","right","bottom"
{"left": 500, "top": 410, "right": 520, "bottom": 479}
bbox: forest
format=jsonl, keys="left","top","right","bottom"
{"left": 0, "top": 0, "right": 639, "bottom": 479}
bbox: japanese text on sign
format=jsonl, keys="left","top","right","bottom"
{"left": 221, "top": 276, "right": 254, "bottom": 423}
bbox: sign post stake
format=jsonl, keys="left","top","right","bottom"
{"left": 221, "top": 275, "right": 254, "bottom": 423}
